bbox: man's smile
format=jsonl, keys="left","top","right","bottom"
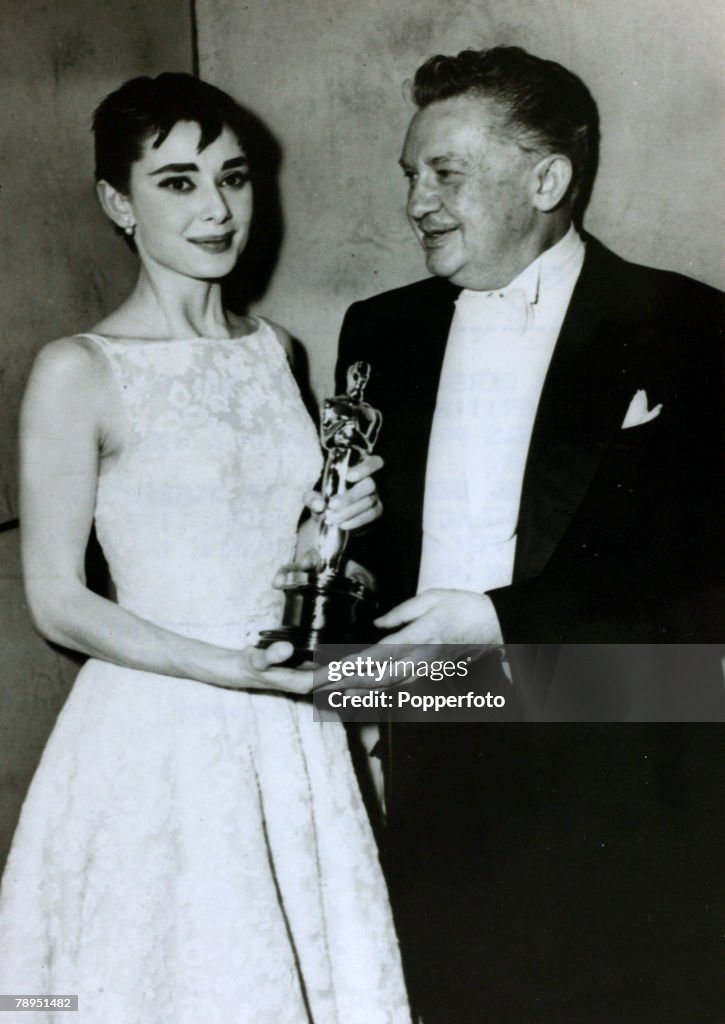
{"left": 417, "top": 223, "right": 459, "bottom": 247}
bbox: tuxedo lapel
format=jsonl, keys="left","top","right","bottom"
{"left": 513, "top": 241, "right": 634, "bottom": 580}
{"left": 392, "top": 276, "right": 459, "bottom": 410}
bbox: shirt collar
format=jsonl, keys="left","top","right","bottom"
{"left": 460, "top": 224, "right": 585, "bottom": 306}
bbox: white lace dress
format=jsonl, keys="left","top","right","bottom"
{"left": 0, "top": 321, "right": 410, "bottom": 1024}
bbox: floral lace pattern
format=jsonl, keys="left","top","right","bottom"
{"left": 93, "top": 323, "right": 321, "bottom": 644}
{"left": 0, "top": 322, "right": 411, "bottom": 1023}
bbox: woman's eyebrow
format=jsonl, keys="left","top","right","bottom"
{"left": 149, "top": 156, "right": 248, "bottom": 176}
{"left": 149, "top": 162, "right": 198, "bottom": 175}
{"left": 221, "top": 156, "right": 248, "bottom": 169}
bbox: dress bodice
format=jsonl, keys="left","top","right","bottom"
{"left": 85, "top": 320, "right": 322, "bottom": 646}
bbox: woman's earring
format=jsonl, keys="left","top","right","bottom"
{"left": 124, "top": 222, "right": 136, "bottom": 237}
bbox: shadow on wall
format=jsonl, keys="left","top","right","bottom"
{"left": 222, "top": 103, "right": 284, "bottom": 314}
{"left": 220, "top": 106, "right": 319, "bottom": 422}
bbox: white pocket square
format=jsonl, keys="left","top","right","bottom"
{"left": 621, "top": 389, "right": 663, "bottom": 429}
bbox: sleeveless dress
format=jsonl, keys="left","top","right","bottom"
{"left": 0, "top": 321, "right": 411, "bottom": 1024}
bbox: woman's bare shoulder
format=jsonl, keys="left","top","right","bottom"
{"left": 225, "top": 310, "right": 292, "bottom": 351}
{"left": 26, "top": 334, "right": 114, "bottom": 399}
{"left": 254, "top": 316, "right": 294, "bottom": 360}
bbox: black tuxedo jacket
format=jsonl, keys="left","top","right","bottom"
{"left": 336, "top": 238, "right": 724, "bottom": 1021}
{"left": 336, "top": 236, "right": 724, "bottom": 646}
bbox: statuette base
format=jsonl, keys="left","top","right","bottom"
{"left": 258, "top": 568, "right": 375, "bottom": 664}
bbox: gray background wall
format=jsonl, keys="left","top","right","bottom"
{"left": 0, "top": 0, "right": 195, "bottom": 523}
{"left": 198, "top": 0, "right": 725, "bottom": 400}
{"left": 1, "top": 0, "right": 723, "bottom": 864}
{"left": 0, "top": 0, "right": 192, "bottom": 865}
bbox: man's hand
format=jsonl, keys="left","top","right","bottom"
{"left": 374, "top": 589, "right": 504, "bottom": 646}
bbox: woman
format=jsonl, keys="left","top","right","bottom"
{"left": 0, "top": 74, "right": 410, "bottom": 1023}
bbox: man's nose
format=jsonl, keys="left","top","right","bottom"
{"left": 200, "top": 184, "right": 231, "bottom": 222}
{"left": 407, "top": 175, "right": 441, "bottom": 220}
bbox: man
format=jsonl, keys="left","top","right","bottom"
{"left": 336, "top": 47, "right": 723, "bottom": 1022}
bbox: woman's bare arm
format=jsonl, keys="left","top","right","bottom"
{"left": 19, "top": 337, "right": 307, "bottom": 693}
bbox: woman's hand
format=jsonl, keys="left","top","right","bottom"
{"left": 305, "top": 453, "right": 384, "bottom": 531}
{"left": 220, "top": 641, "right": 313, "bottom": 695}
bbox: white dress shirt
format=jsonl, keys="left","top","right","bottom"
{"left": 417, "top": 226, "right": 586, "bottom": 594}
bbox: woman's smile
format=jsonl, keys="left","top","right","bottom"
{"left": 187, "top": 231, "right": 235, "bottom": 253}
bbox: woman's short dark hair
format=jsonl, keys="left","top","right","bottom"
{"left": 93, "top": 72, "right": 250, "bottom": 194}
{"left": 412, "top": 46, "right": 600, "bottom": 221}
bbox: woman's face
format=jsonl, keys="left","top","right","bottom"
{"left": 124, "top": 120, "right": 252, "bottom": 280}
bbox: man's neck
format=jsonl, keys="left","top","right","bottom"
{"left": 462, "top": 215, "right": 573, "bottom": 292}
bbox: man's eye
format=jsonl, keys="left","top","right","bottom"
{"left": 221, "top": 171, "right": 251, "bottom": 190}
{"left": 436, "top": 169, "right": 456, "bottom": 182}
{"left": 158, "top": 177, "right": 194, "bottom": 192}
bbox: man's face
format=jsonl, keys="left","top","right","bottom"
{"left": 400, "top": 94, "right": 540, "bottom": 290}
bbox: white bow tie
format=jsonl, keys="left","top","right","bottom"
{"left": 455, "top": 286, "right": 535, "bottom": 334}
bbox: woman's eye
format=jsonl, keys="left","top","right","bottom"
{"left": 221, "top": 171, "right": 251, "bottom": 190}
{"left": 158, "top": 177, "right": 194, "bottom": 193}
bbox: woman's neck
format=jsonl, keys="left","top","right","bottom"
{"left": 100, "top": 264, "right": 237, "bottom": 340}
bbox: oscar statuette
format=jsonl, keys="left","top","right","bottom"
{"left": 258, "top": 362, "right": 382, "bottom": 663}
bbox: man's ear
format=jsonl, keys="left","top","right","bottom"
{"left": 96, "top": 180, "right": 135, "bottom": 233}
{"left": 531, "top": 154, "right": 573, "bottom": 212}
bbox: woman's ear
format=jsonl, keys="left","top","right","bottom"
{"left": 96, "top": 180, "right": 135, "bottom": 234}
{"left": 531, "top": 153, "right": 573, "bottom": 212}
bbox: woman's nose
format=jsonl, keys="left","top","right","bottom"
{"left": 200, "top": 184, "right": 231, "bottom": 222}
